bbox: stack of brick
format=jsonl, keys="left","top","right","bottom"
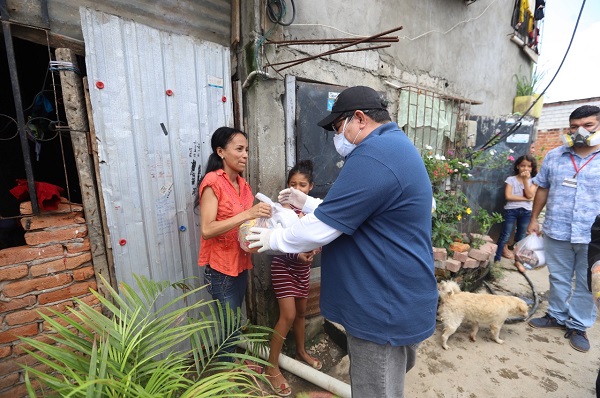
{"left": 433, "top": 234, "right": 498, "bottom": 277}
{"left": 0, "top": 199, "right": 99, "bottom": 398}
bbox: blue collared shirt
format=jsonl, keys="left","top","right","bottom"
{"left": 533, "top": 145, "right": 600, "bottom": 243}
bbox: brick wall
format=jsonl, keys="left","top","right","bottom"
{"left": 531, "top": 128, "right": 563, "bottom": 163}
{"left": 0, "top": 199, "right": 99, "bottom": 398}
{"left": 532, "top": 96, "right": 600, "bottom": 163}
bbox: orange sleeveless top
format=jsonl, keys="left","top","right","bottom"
{"left": 197, "top": 170, "right": 254, "bottom": 276}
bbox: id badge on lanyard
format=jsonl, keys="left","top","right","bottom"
{"left": 564, "top": 152, "right": 599, "bottom": 188}
{"left": 562, "top": 177, "right": 577, "bottom": 188}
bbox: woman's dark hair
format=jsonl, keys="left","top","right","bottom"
{"left": 513, "top": 154, "right": 538, "bottom": 177}
{"left": 194, "top": 127, "right": 247, "bottom": 208}
{"left": 288, "top": 159, "right": 314, "bottom": 185}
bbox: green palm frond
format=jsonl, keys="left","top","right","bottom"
{"left": 20, "top": 274, "right": 273, "bottom": 397}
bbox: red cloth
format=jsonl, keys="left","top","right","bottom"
{"left": 9, "top": 179, "right": 65, "bottom": 210}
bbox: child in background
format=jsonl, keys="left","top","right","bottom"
{"left": 494, "top": 155, "right": 538, "bottom": 272}
{"left": 265, "top": 160, "right": 321, "bottom": 397}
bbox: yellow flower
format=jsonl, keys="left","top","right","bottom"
{"left": 466, "top": 208, "right": 472, "bottom": 215}
{"left": 457, "top": 214, "right": 462, "bottom": 220}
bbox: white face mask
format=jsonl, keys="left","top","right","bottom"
{"left": 333, "top": 117, "right": 361, "bottom": 157}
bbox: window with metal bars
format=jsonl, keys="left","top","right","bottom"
{"left": 1, "top": 34, "right": 81, "bottom": 249}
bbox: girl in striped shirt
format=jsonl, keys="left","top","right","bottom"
{"left": 265, "top": 160, "right": 321, "bottom": 397}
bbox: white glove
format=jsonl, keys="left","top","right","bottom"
{"left": 247, "top": 226, "right": 277, "bottom": 253}
{"left": 278, "top": 187, "right": 307, "bottom": 209}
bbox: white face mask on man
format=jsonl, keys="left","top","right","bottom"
{"left": 333, "top": 116, "right": 362, "bottom": 157}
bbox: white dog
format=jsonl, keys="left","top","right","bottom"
{"left": 437, "top": 280, "right": 529, "bottom": 350}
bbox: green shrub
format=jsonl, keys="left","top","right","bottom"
{"left": 20, "top": 274, "right": 274, "bottom": 398}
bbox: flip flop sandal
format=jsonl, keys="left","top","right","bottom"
{"left": 242, "top": 359, "right": 263, "bottom": 374}
{"left": 296, "top": 356, "right": 322, "bottom": 370}
{"left": 266, "top": 373, "right": 291, "bottom": 397}
{"left": 502, "top": 248, "right": 515, "bottom": 260}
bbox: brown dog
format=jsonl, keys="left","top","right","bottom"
{"left": 437, "top": 280, "right": 529, "bottom": 350}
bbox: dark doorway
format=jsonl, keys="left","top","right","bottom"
{"left": 0, "top": 35, "right": 82, "bottom": 249}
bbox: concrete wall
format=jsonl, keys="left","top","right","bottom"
{"left": 248, "top": 0, "right": 529, "bottom": 116}
{"left": 239, "top": 0, "right": 533, "bottom": 325}
{"left": 5, "top": 0, "right": 232, "bottom": 53}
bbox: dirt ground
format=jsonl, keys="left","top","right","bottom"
{"left": 278, "top": 257, "right": 600, "bottom": 398}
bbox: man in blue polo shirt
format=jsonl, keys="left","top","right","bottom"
{"left": 248, "top": 86, "right": 438, "bottom": 397}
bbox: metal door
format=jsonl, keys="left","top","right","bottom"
{"left": 80, "top": 8, "right": 232, "bottom": 304}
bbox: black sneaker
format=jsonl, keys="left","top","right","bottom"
{"left": 565, "top": 328, "right": 590, "bottom": 352}
{"left": 528, "top": 313, "right": 565, "bottom": 329}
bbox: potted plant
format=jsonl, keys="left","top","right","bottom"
{"left": 513, "top": 67, "right": 545, "bottom": 118}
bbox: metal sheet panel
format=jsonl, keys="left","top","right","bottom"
{"left": 7, "top": 0, "right": 231, "bottom": 47}
{"left": 80, "top": 8, "right": 232, "bottom": 302}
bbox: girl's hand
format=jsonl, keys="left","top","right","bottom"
{"left": 520, "top": 170, "right": 531, "bottom": 178}
{"left": 247, "top": 203, "right": 272, "bottom": 220}
{"left": 298, "top": 252, "right": 314, "bottom": 264}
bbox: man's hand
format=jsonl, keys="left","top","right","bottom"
{"left": 247, "top": 227, "right": 276, "bottom": 253}
{"left": 278, "top": 187, "right": 308, "bottom": 209}
{"left": 527, "top": 219, "right": 541, "bottom": 235}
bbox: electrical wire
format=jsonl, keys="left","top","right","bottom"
{"left": 25, "top": 117, "right": 64, "bottom": 142}
{"left": 266, "top": 0, "right": 296, "bottom": 26}
{"left": 0, "top": 114, "right": 18, "bottom": 140}
{"left": 291, "top": 0, "right": 497, "bottom": 41}
{"left": 472, "top": 0, "right": 587, "bottom": 157}
{"left": 401, "top": 0, "right": 499, "bottom": 41}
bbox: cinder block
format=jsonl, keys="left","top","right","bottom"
{"left": 468, "top": 248, "right": 489, "bottom": 262}
{"left": 453, "top": 251, "right": 469, "bottom": 262}
{"left": 433, "top": 247, "right": 447, "bottom": 261}
{"left": 463, "top": 258, "right": 479, "bottom": 269}
{"left": 445, "top": 259, "right": 462, "bottom": 273}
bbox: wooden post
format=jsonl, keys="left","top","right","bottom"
{"left": 55, "top": 48, "right": 114, "bottom": 297}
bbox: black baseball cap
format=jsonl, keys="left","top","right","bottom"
{"left": 317, "top": 86, "right": 388, "bottom": 131}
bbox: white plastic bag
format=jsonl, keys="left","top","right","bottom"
{"left": 238, "top": 193, "right": 297, "bottom": 254}
{"left": 514, "top": 234, "right": 545, "bottom": 270}
{"left": 255, "top": 193, "right": 299, "bottom": 227}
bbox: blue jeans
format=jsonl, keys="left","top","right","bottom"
{"left": 494, "top": 207, "right": 531, "bottom": 261}
{"left": 544, "top": 235, "right": 596, "bottom": 330}
{"left": 204, "top": 266, "right": 248, "bottom": 358}
{"left": 346, "top": 333, "right": 419, "bottom": 398}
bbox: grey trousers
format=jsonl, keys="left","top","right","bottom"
{"left": 347, "top": 333, "right": 419, "bottom": 398}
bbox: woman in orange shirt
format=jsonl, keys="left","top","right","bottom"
{"left": 196, "top": 127, "right": 271, "bottom": 357}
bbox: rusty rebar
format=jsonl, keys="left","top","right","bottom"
{"left": 267, "top": 36, "right": 399, "bottom": 45}
{"left": 266, "top": 44, "right": 391, "bottom": 67}
{"left": 275, "top": 26, "right": 403, "bottom": 72}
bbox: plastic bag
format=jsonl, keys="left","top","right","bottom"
{"left": 514, "top": 234, "right": 545, "bottom": 270}
{"left": 255, "top": 193, "right": 299, "bottom": 227}
{"left": 238, "top": 217, "right": 275, "bottom": 253}
{"left": 238, "top": 193, "right": 298, "bottom": 254}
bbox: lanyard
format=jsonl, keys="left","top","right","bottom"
{"left": 570, "top": 153, "right": 598, "bottom": 178}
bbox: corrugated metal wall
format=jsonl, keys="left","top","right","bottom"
{"left": 8, "top": 0, "right": 231, "bottom": 47}
{"left": 80, "top": 8, "right": 232, "bottom": 301}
